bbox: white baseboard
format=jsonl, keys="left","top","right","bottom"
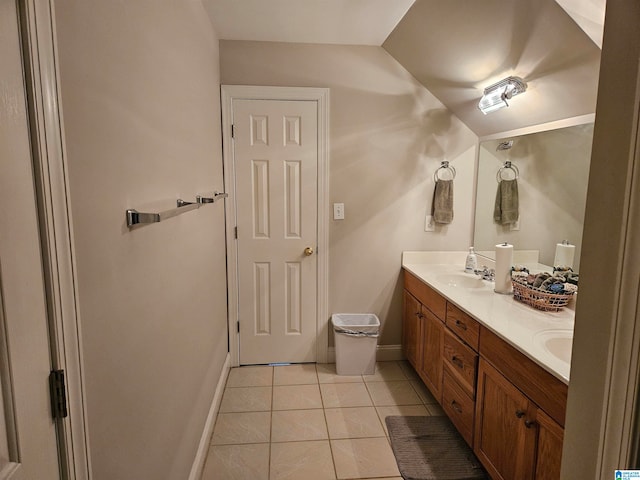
{"left": 188, "top": 353, "right": 231, "bottom": 480}
{"left": 325, "top": 344, "right": 404, "bottom": 363}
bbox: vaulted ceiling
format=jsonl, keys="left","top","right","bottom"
{"left": 205, "top": 0, "right": 604, "bottom": 137}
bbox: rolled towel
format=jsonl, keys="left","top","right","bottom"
{"left": 494, "top": 179, "right": 519, "bottom": 225}
{"left": 432, "top": 179, "right": 453, "bottom": 224}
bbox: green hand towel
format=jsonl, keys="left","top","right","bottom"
{"left": 433, "top": 179, "right": 453, "bottom": 224}
{"left": 494, "top": 179, "right": 519, "bottom": 225}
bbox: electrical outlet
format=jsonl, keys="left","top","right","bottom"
{"left": 425, "top": 215, "right": 435, "bottom": 232}
{"left": 510, "top": 219, "right": 520, "bottom": 231}
{"left": 333, "top": 203, "right": 345, "bottom": 220}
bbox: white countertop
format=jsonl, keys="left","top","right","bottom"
{"left": 402, "top": 251, "right": 574, "bottom": 384}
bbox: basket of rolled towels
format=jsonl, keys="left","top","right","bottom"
{"left": 511, "top": 266, "right": 578, "bottom": 312}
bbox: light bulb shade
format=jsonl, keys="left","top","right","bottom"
{"left": 478, "top": 76, "right": 527, "bottom": 115}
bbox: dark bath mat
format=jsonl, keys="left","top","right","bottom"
{"left": 385, "top": 416, "right": 487, "bottom": 480}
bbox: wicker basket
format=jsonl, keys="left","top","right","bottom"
{"left": 511, "top": 278, "right": 575, "bottom": 312}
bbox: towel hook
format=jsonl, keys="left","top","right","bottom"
{"left": 496, "top": 160, "right": 519, "bottom": 182}
{"left": 434, "top": 161, "right": 456, "bottom": 182}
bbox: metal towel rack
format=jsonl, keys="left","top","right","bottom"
{"left": 496, "top": 161, "right": 519, "bottom": 182}
{"left": 433, "top": 161, "right": 456, "bottom": 182}
{"left": 196, "top": 192, "right": 228, "bottom": 204}
{"left": 126, "top": 191, "right": 228, "bottom": 227}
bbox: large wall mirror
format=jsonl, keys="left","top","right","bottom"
{"left": 473, "top": 121, "right": 594, "bottom": 271}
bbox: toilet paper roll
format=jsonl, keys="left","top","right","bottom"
{"left": 554, "top": 242, "right": 575, "bottom": 269}
{"left": 495, "top": 243, "right": 514, "bottom": 294}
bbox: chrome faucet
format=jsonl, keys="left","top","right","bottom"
{"left": 474, "top": 266, "right": 495, "bottom": 281}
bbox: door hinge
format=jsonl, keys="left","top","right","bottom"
{"left": 234, "top": 226, "right": 238, "bottom": 239}
{"left": 231, "top": 124, "right": 235, "bottom": 138}
{"left": 237, "top": 321, "right": 240, "bottom": 333}
{"left": 49, "top": 370, "right": 68, "bottom": 419}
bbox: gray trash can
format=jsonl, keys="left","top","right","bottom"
{"left": 331, "top": 313, "right": 380, "bottom": 375}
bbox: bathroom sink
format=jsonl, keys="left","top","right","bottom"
{"left": 534, "top": 330, "right": 573, "bottom": 364}
{"left": 435, "top": 273, "right": 487, "bottom": 289}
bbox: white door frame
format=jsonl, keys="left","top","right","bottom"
{"left": 19, "top": 1, "right": 91, "bottom": 478}
{"left": 221, "top": 85, "right": 330, "bottom": 367}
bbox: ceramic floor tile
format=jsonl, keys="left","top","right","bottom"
{"left": 331, "top": 437, "right": 400, "bottom": 479}
{"left": 270, "top": 440, "right": 336, "bottom": 480}
{"left": 410, "top": 380, "right": 439, "bottom": 405}
{"left": 362, "top": 361, "right": 408, "bottom": 382}
{"left": 427, "top": 403, "right": 446, "bottom": 416}
{"left": 227, "top": 366, "right": 273, "bottom": 387}
{"left": 324, "top": 407, "right": 385, "bottom": 439}
{"left": 375, "top": 405, "right": 431, "bottom": 435}
{"left": 211, "top": 411, "right": 271, "bottom": 445}
{"left": 271, "top": 409, "right": 328, "bottom": 442}
{"left": 219, "top": 386, "right": 272, "bottom": 413}
{"left": 366, "top": 381, "right": 422, "bottom": 406}
{"left": 273, "top": 364, "right": 318, "bottom": 385}
{"left": 202, "top": 443, "right": 269, "bottom": 480}
{"left": 397, "top": 361, "right": 421, "bottom": 381}
{"left": 272, "top": 384, "right": 323, "bottom": 410}
{"left": 316, "top": 364, "right": 363, "bottom": 384}
{"left": 320, "top": 383, "right": 373, "bottom": 408}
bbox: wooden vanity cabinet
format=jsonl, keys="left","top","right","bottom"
{"left": 402, "top": 290, "right": 422, "bottom": 369}
{"left": 403, "top": 271, "right": 445, "bottom": 401}
{"left": 475, "top": 328, "right": 567, "bottom": 480}
{"left": 402, "top": 268, "right": 568, "bottom": 480}
{"left": 534, "top": 409, "right": 564, "bottom": 480}
{"left": 419, "top": 308, "right": 444, "bottom": 400}
{"left": 475, "top": 359, "right": 537, "bottom": 480}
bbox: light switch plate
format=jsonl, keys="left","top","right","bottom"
{"left": 425, "top": 215, "right": 435, "bottom": 232}
{"left": 510, "top": 219, "right": 520, "bottom": 231}
{"left": 333, "top": 203, "right": 345, "bottom": 220}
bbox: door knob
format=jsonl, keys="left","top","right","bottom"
{"left": 304, "top": 247, "right": 314, "bottom": 256}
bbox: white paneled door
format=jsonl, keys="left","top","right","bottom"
{"left": 233, "top": 99, "right": 318, "bottom": 365}
{"left": 0, "top": 1, "right": 61, "bottom": 478}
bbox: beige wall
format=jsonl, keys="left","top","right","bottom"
{"left": 220, "top": 41, "right": 478, "bottom": 346}
{"left": 383, "top": 0, "right": 601, "bottom": 138}
{"left": 562, "top": 0, "right": 640, "bottom": 475}
{"left": 54, "top": 2, "right": 227, "bottom": 479}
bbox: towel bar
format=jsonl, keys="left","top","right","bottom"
{"left": 196, "top": 192, "right": 229, "bottom": 204}
{"left": 126, "top": 190, "right": 229, "bottom": 228}
{"left": 126, "top": 200, "right": 200, "bottom": 227}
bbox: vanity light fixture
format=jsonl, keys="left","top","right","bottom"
{"left": 478, "top": 76, "right": 527, "bottom": 115}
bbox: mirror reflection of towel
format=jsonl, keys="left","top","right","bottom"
{"left": 494, "top": 179, "right": 519, "bottom": 225}
{"left": 432, "top": 179, "right": 453, "bottom": 224}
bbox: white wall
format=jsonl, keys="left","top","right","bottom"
{"left": 220, "top": 41, "right": 478, "bottom": 345}
{"left": 53, "top": 2, "right": 227, "bottom": 478}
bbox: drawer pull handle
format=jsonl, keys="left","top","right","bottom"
{"left": 525, "top": 419, "right": 537, "bottom": 429}
{"left": 455, "top": 319, "right": 468, "bottom": 330}
{"left": 451, "top": 356, "right": 464, "bottom": 368}
{"left": 515, "top": 410, "right": 525, "bottom": 418}
{"left": 450, "top": 400, "right": 463, "bottom": 414}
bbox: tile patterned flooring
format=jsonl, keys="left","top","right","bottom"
{"left": 200, "top": 361, "right": 445, "bottom": 480}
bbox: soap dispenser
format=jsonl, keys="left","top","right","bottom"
{"left": 465, "top": 247, "right": 478, "bottom": 274}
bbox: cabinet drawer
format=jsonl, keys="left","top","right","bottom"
{"left": 404, "top": 270, "right": 446, "bottom": 321}
{"left": 446, "top": 303, "right": 480, "bottom": 350}
{"left": 442, "top": 371, "right": 475, "bottom": 447}
{"left": 443, "top": 329, "right": 478, "bottom": 398}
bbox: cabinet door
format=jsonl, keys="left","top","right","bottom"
{"left": 402, "top": 290, "right": 422, "bottom": 369}
{"left": 534, "top": 409, "right": 563, "bottom": 480}
{"left": 474, "top": 359, "right": 537, "bottom": 480}
{"left": 419, "top": 308, "right": 444, "bottom": 401}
